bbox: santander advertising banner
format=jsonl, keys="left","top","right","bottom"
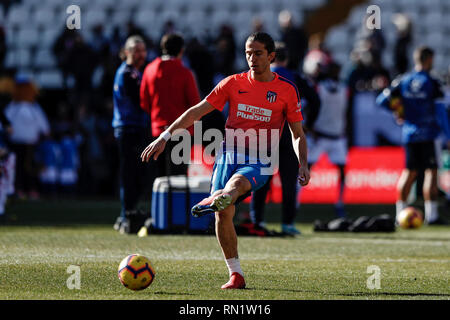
{"left": 188, "top": 146, "right": 449, "bottom": 204}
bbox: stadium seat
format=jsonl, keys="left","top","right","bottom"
{"left": 423, "top": 11, "right": 444, "bottom": 32}
{"left": 84, "top": 10, "right": 107, "bottom": 30}
{"left": 111, "top": 10, "right": 133, "bottom": 28}
{"left": 17, "top": 28, "right": 40, "bottom": 49}
{"left": 6, "top": 5, "right": 30, "bottom": 28}
{"left": 138, "top": 0, "right": 165, "bottom": 11}
{"left": 134, "top": 10, "right": 157, "bottom": 30}
{"left": 4, "top": 49, "right": 31, "bottom": 69}
{"left": 94, "top": 0, "right": 117, "bottom": 9}
{"left": 209, "top": 10, "right": 232, "bottom": 32}
{"left": 424, "top": 32, "right": 445, "bottom": 50}
{"left": 347, "top": 5, "right": 367, "bottom": 29}
{"left": 40, "top": 28, "right": 61, "bottom": 49}
{"left": 34, "top": 49, "right": 57, "bottom": 69}
{"left": 32, "top": 8, "right": 56, "bottom": 29}
{"left": 115, "top": 0, "right": 141, "bottom": 11}
{"left": 325, "top": 25, "right": 350, "bottom": 52}
{"left": 36, "top": 69, "right": 64, "bottom": 89}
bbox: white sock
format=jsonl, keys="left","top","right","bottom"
{"left": 424, "top": 201, "right": 439, "bottom": 223}
{"left": 225, "top": 257, "right": 244, "bottom": 277}
{"left": 396, "top": 200, "right": 407, "bottom": 219}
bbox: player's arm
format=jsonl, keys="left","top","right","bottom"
{"left": 288, "top": 121, "right": 310, "bottom": 186}
{"left": 141, "top": 100, "right": 215, "bottom": 162}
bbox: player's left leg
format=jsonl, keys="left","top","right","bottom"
{"left": 423, "top": 168, "right": 446, "bottom": 224}
{"left": 192, "top": 173, "right": 252, "bottom": 217}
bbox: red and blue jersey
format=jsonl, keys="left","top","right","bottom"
{"left": 206, "top": 71, "right": 302, "bottom": 152}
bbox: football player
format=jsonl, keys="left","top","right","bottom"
{"left": 141, "top": 32, "right": 310, "bottom": 289}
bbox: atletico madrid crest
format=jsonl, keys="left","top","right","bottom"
{"left": 266, "top": 91, "right": 277, "bottom": 103}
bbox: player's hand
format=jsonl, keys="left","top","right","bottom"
{"left": 298, "top": 166, "right": 310, "bottom": 186}
{"left": 141, "top": 137, "right": 167, "bottom": 162}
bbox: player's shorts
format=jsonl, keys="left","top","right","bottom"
{"left": 405, "top": 141, "right": 438, "bottom": 170}
{"left": 210, "top": 150, "right": 271, "bottom": 204}
{"left": 307, "top": 135, "right": 348, "bottom": 166}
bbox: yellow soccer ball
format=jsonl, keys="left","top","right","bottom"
{"left": 118, "top": 254, "right": 155, "bottom": 290}
{"left": 397, "top": 207, "right": 423, "bottom": 229}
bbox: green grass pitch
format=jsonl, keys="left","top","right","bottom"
{"left": 0, "top": 199, "right": 449, "bottom": 300}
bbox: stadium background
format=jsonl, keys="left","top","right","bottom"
{"left": 1, "top": 0, "right": 449, "bottom": 205}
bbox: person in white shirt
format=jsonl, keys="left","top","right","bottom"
{"left": 307, "top": 62, "right": 349, "bottom": 217}
{"left": 4, "top": 75, "right": 50, "bottom": 199}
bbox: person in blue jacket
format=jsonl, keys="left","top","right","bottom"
{"left": 112, "top": 35, "right": 151, "bottom": 231}
{"left": 376, "top": 46, "right": 450, "bottom": 225}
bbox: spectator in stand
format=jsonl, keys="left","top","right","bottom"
{"left": 52, "top": 28, "right": 78, "bottom": 89}
{"left": 0, "top": 69, "right": 15, "bottom": 205}
{"left": 66, "top": 33, "right": 98, "bottom": 103}
{"left": 35, "top": 132, "right": 60, "bottom": 196}
{"left": 185, "top": 37, "right": 225, "bottom": 138}
{"left": 392, "top": 14, "right": 413, "bottom": 75}
{"left": 112, "top": 36, "right": 151, "bottom": 231}
{"left": 4, "top": 74, "right": 50, "bottom": 199}
{"left": 90, "top": 24, "right": 110, "bottom": 59}
{"left": 278, "top": 10, "right": 308, "bottom": 72}
{"left": 185, "top": 38, "right": 215, "bottom": 98}
{"left": 346, "top": 41, "right": 394, "bottom": 147}
{"left": 214, "top": 25, "right": 237, "bottom": 78}
{"left": 356, "top": 14, "right": 386, "bottom": 60}
{"left": 58, "top": 129, "right": 80, "bottom": 195}
{"left": 140, "top": 33, "right": 201, "bottom": 178}
{"left": 0, "top": 25, "right": 6, "bottom": 69}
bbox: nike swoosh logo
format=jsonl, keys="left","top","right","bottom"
{"left": 238, "top": 90, "right": 248, "bottom": 94}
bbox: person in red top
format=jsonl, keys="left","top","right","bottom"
{"left": 141, "top": 32, "right": 310, "bottom": 289}
{"left": 140, "top": 33, "right": 200, "bottom": 176}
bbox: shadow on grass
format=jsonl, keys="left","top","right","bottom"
{"left": 152, "top": 291, "right": 196, "bottom": 296}
{"left": 250, "top": 287, "right": 450, "bottom": 298}
{"left": 334, "top": 291, "right": 450, "bottom": 298}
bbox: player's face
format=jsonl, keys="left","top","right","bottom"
{"left": 129, "top": 42, "right": 147, "bottom": 69}
{"left": 245, "top": 40, "right": 274, "bottom": 75}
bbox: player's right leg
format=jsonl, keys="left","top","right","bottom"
{"left": 215, "top": 204, "right": 246, "bottom": 289}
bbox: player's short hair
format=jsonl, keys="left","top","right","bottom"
{"left": 160, "top": 33, "right": 184, "bottom": 56}
{"left": 124, "top": 35, "right": 145, "bottom": 51}
{"left": 413, "top": 46, "right": 434, "bottom": 65}
{"left": 246, "top": 32, "right": 275, "bottom": 54}
{"left": 274, "top": 42, "right": 288, "bottom": 63}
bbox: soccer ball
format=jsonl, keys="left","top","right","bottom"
{"left": 118, "top": 254, "right": 155, "bottom": 290}
{"left": 397, "top": 207, "right": 423, "bottom": 229}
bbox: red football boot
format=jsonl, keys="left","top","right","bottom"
{"left": 221, "top": 272, "right": 246, "bottom": 289}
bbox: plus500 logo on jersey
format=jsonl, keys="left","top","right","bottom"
{"left": 236, "top": 104, "right": 272, "bottom": 122}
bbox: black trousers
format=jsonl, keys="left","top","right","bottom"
{"left": 12, "top": 143, "right": 38, "bottom": 194}
{"left": 115, "top": 126, "right": 152, "bottom": 217}
{"left": 250, "top": 126, "right": 299, "bottom": 225}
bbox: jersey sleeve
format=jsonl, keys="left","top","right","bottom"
{"left": 286, "top": 84, "right": 303, "bottom": 123}
{"left": 205, "top": 76, "right": 233, "bottom": 111}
